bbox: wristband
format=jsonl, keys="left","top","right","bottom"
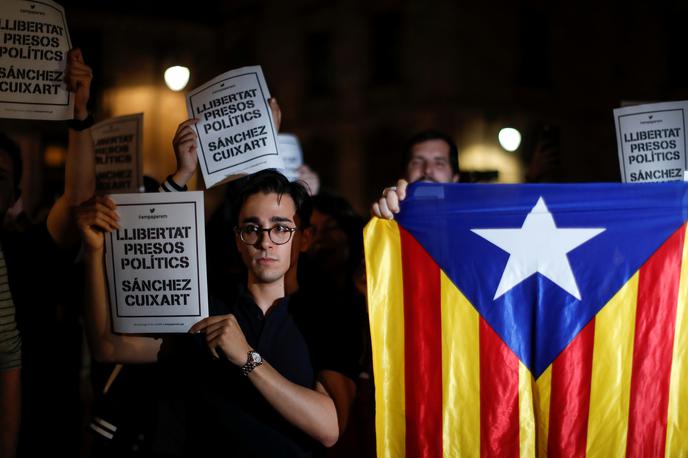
{"left": 165, "top": 174, "right": 188, "bottom": 192}
{"left": 67, "top": 113, "right": 95, "bottom": 131}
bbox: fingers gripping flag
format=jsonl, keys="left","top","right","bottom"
{"left": 364, "top": 182, "right": 688, "bottom": 458}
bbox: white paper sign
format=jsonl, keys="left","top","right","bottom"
{"left": 277, "top": 133, "right": 303, "bottom": 181}
{"left": 187, "top": 66, "right": 282, "bottom": 188}
{"left": 105, "top": 192, "right": 209, "bottom": 333}
{"left": 0, "top": 0, "right": 73, "bottom": 120}
{"left": 92, "top": 113, "right": 143, "bottom": 193}
{"left": 614, "top": 100, "right": 688, "bottom": 183}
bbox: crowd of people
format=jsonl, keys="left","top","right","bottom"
{"left": 0, "top": 31, "right": 567, "bottom": 454}
{"left": 0, "top": 42, "right": 484, "bottom": 458}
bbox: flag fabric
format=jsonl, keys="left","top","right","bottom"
{"left": 364, "top": 182, "right": 688, "bottom": 458}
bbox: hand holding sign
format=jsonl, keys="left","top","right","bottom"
{"left": 75, "top": 196, "right": 121, "bottom": 250}
{"left": 297, "top": 164, "right": 320, "bottom": 195}
{"left": 268, "top": 97, "right": 281, "bottom": 132}
{"left": 64, "top": 48, "right": 92, "bottom": 120}
{"left": 171, "top": 118, "right": 200, "bottom": 187}
{"left": 190, "top": 314, "right": 251, "bottom": 364}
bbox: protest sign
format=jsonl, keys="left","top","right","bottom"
{"left": 92, "top": 113, "right": 143, "bottom": 193}
{"left": 105, "top": 191, "right": 208, "bottom": 333}
{"left": 614, "top": 100, "right": 688, "bottom": 183}
{"left": 187, "top": 65, "right": 282, "bottom": 188}
{"left": 277, "top": 133, "right": 303, "bottom": 181}
{"left": 0, "top": 0, "right": 73, "bottom": 120}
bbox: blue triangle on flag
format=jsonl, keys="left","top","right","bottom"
{"left": 396, "top": 182, "right": 688, "bottom": 377}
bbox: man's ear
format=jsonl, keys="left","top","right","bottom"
{"left": 452, "top": 173, "right": 460, "bottom": 183}
{"left": 299, "top": 226, "right": 314, "bottom": 253}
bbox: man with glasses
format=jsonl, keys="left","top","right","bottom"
{"left": 77, "top": 170, "right": 352, "bottom": 457}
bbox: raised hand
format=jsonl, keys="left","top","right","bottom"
{"left": 64, "top": 48, "right": 93, "bottom": 120}
{"left": 371, "top": 179, "right": 408, "bottom": 219}
{"left": 171, "top": 118, "right": 200, "bottom": 187}
{"left": 74, "top": 196, "right": 120, "bottom": 250}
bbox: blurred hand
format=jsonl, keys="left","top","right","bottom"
{"left": 74, "top": 196, "right": 120, "bottom": 251}
{"left": 65, "top": 48, "right": 93, "bottom": 120}
{"left": 269, "top": 97, "right": 281, "bottom": 132}
{"left": 371, "top": 179, "right": 408, "bottom": 220}
{"left": 297, "top": 164, "right": 320, "bottom": 196}
{"left": 171, "top": 118, "right": 199, "bottom": 187}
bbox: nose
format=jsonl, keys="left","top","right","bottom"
{"left": 256, "top": 229, "right": 274, "bottom": 249}
{"left": 423, "top": 161, "right": 434, "bottom": 178}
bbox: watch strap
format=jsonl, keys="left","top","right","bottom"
{"left": 241, "top": 351, "right": 262, "bottom": 376}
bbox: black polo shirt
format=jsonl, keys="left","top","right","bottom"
{"left": 158, "top": 287, "right": 356, "bottom": 457}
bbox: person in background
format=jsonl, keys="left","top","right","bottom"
{"left": 0, "top": 133, "right": 23, "bottom": 458}
{"left": 2, "top": 47, "right": 96, "bottom": 458}
{"left": 371, "top": 129, "right": 460, "bottom": 219}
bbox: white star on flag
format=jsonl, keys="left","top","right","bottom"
{"left": 471, "top": 197, "right": 605, "bottom": 300}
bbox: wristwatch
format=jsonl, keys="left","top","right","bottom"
{"left": 241, "top": 350, "right": 263, "bottom": 376}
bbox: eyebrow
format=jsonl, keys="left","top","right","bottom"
{"left": 240, "top": 216, "right": 294, "bottom": 224}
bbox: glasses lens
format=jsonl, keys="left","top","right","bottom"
{"left": 269, "top": 226, "right": 292, "bottom": 245}
{"left": 239, "top": 227, "right": 258, "bottom": 244}
{"left": 237, "top": 226, "right": 294, "bottom": 245}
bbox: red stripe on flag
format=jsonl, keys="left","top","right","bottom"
{"left": 547, "top": 318, "right": 595, "bottom": 458}
{"left": 400, "top": 228, "right": 443, "bottom": 458}
{"left": 626, "top": 226, "right": 684, "bottom": 458}
{"left": 479, "top": 318, "right": 520, "bottom": 458}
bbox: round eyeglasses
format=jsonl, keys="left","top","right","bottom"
{"left": 234, "top": 224, "right": 297, "bottom": 245}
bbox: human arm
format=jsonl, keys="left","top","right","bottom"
{"left": 191, "top": 314, "right": 339, "bottom": 446}
{"left": 0, "top": 280, "right": 21, "bottom": 458}
{"left": 317, "top": 369, "right": 356, "bottom": 434}
{"left": 370, "top": 178, "right": 408, "bottom": 219}
{"left": 76, "top": 197, "right": 162, "bottom": 363}
{"left": 47, "top": 48, "right": 96, "bottom": 247}
{"left": 165, "top": 118, "right": 199, "bottom": 190}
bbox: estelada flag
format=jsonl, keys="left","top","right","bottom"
{"left": 364, "top": 182, "right": 688, "bottom": 458}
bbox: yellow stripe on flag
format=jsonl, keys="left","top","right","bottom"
{"left": 364, "top": 219, "right": 406, "bottom": 458}
{"left": 535, "top": 366, "right": 551, "bottom": 458}
{"left": 519, "top": 362, "right": 536, "bottom": 458}
{"left": 440, "top": 272, "right": 480, "bottom": 457}
{"left": 665, "top": 225, "right": 688, "bottom": 457}
{"left": 585, "top": 273, "right": 639, "bottom": 457}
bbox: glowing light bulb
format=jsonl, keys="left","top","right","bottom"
{"left": 164, "top": 66, "right": 190, "bottom": 91}
{"left": 498, "top": 127, "right": 521, "bottom": 152}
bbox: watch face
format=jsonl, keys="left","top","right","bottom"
{"left": 250, "top": 352, "right": 262, "bottom": 364}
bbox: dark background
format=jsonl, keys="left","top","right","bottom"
{"left": 5, "top": 0, "right": 688, "bottom": 214}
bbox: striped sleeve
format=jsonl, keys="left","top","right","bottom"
{"left": 159, "top": 174, "right": 188, "bottom": 193}
{"left": 0, "top": 244, "right": 21, "bottom": 371}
